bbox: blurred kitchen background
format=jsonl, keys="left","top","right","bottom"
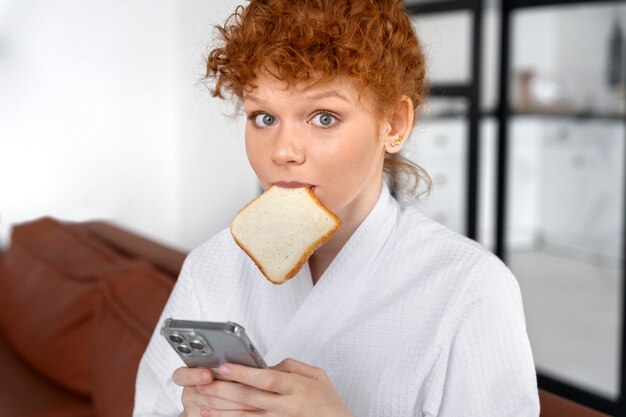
{"left": 0, "top": 0, "right": 625, "bottom": 415}
{"left": 405, "top": 1, "right": 625, "bottom": 415}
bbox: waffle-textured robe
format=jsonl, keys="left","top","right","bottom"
{"left": 133, "top": 183, "right": 539, "bottom": 417}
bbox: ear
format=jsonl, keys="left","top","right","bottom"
{"left": 382, "top": 95, "right": 414, "bottom": 154}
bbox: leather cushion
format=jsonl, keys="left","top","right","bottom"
{"left": 75, "top": 221, "right": 186, "bottom": 278}
{"left": 0, "top": 217, "right": 126, "bottom": 395}
{"left": 0, "top": 330, "right": 96, "bottom": 417}
{"left": 91, "top": 262, "right": 174, "bottom": 417}
{"left": 539, "top": 390, "right": 610, "bottom": 417}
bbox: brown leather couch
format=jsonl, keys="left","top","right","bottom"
{"left": 539, "top": 390, "right": 611, "bottom": 417}
{"left": 0, "top": 217, "right": 610, "bottom": 417}
{"left": 0, "top": 217, "right": 186, "bottom": 417}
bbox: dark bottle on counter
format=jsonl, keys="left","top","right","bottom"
{"left": 607, "top": 16, "right": 624, "bottom": 89}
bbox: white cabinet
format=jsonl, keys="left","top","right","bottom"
{"left": 539, "top": 119, "right": 625, "bottom": 263}
{"left": 403, "top": 119, "right": 468, "bottom": 235}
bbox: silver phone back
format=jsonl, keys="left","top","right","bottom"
{"left": 161, "top": 319, "right": 267, "bottom": 369}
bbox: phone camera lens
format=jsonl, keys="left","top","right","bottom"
{"left": 189, "top": 340, "right": 204, "bottom": 350}
{"left": 169, "top": 334, "right": 184, "bottom": 344}
{"left": 177, "top": 345, "right": 192, "bottom": 355}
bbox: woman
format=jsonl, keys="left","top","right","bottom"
{"left": 133, "top": 1, "right": 540, "bottom": 416}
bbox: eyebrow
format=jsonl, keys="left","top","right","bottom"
{"left": 304, "top": 91, "right": 351, "bottom": 102}
{"left": 243, "top": 90, "right": 351, "bottom": 104}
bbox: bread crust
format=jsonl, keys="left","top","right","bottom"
{"left": 230, "top": 186, "right": 341, "bottom": 285}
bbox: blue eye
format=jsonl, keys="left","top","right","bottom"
{"left": 312, "top": 112, "right": 337, "bottom": 128}
{"left": 252, "top": 113, "right": 277, "bottom": 127}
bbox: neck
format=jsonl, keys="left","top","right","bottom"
{"left": 308, "top": 180, "right": 384, "bottom": 284}
{"left": 308, "top": 219, "right": 356, "bottom": 285}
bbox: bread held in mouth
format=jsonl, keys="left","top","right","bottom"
{"left": 230, "top": 186, "right": 342, "bottom": 285}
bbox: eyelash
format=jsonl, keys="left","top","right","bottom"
{"left": 246, "top": 110, "right": 341, "bottom": 129}
{"left": 246, "top": 112, "right": 272, "bottom": 129}
{"left": 311, "top": 110, "right": 341, "bottom": 129}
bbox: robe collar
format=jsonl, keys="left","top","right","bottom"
{"left": 264, "top": 180, "right": 400, "bottom": 363}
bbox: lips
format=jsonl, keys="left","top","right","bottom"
{"left": 272, "top": 181, "right": 315, "bottom": 189}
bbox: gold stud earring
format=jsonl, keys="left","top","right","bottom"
{"left": 391, "top": 135, "right": 403, "bottom": 147}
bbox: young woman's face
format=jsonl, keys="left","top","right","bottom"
{"left": 242, "top": 73, "right": 388, "bottom": 221}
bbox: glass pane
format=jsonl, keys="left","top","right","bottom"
{"left": 405, "top": 0, "right": 501, "bottom": 112}
{"left": 402, "top": 119, "right": 468, "bottom": 235}
{"left": 510, "top": 3, "right": 626, "bottom": 118}
{"left": 411, "top": 11, "right": 472, "bottom": 85}
{"left": 506, "top": 117, "right": 624, "bottom": 400}
{"left": 421, "top": 96, "right": 469, "bottom": 118}
{"left": 405, "top": 0, "right": 461, "bottom": 4}
{"left": 477, "top": 117, "right": 498, "bottom": 252}
{"left": 507, "top": 2, "right": 626, "bottom": 400}
{"left": 408, "top": 0, "right": 500, "bottom": 113}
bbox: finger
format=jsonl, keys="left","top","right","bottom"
{"left": 201, "top": 378, "right": 279, "bottom": 409}
{"left": 201, "top": 409, "right": 264, "bottom": 417}
{"left": 182, "top": 404, "right": 201, "bottom": 417}
{"left": 180, "top": 387, "right": 204, "bottom": 415}
{"left": 271, "top": 358, "right": 327, "bottom": 381}
{"left": 183, "top": 386, "right": 260, "bottom": 412}
{"left": 173, "top": 367, "right": 214, "bottom": 387}
{"left": 217, "top": 363, "right": 294, "bottom": 395}
{"left": 196, "top": 385, "right": 262, "bottom": 411}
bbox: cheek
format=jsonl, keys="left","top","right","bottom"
{"left": 316, "top": 135, "right": 382, "bottom": 188}
{"left": 245, "top": 134, "right": 268, "bottom": 179}
{"left": 326, "top": 148, "right": 362, "bottom": 179}
{"left": 244, "top": 135, "right": 257, "bottom": 165}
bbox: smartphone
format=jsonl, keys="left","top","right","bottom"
{"left": 161, "top": 319, "right": 267, "bottom": 379}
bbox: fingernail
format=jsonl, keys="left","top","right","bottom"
{"left": 219, "top": 364, "right": 231, "bottom": 376}
{"left": 201, "top": 371, "right": 212, "bottom": 382}
{"left": 201, "top": 408, "right": 212, "bottom": 417}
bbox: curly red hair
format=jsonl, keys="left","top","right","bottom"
{"left": 205, "top": 0, "right": 431, "bottom": 196}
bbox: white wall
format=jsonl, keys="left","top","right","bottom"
{"left": 0, "top": 0, "right": 258, "bottom": 251}
{"left": 175, "top": 1, "right": 259, "bottom": 250}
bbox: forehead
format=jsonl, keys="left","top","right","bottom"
{"left": 242, "top": 71, "right": 361, "bottom": 103}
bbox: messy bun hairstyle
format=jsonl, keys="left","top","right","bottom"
{"left": 205, "top": 0, "right": 431, "bottom": 197}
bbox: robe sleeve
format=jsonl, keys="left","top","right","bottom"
{"left": 420, "top": 259, "right": 540, "bottom": 417}
{"left": 133, "top": 251, "right": 203, "bottom": 417}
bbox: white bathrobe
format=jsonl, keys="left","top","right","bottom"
{"left": 133, "top": 183, "right": 540, "bottom": 417}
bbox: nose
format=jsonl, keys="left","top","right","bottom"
{"left": 271, "top": 126, "right": 305, "bottom": 165}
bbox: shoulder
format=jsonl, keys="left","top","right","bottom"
{"left": 182, "top": 227, "right": 247, "bottom": 275}
{"left": 397, "top": 203, "right": 493, "bottom": 258}
{"left": 392, "top": 203, "right": 524, "bottom": 321}
{"left": 172, "top": 227, "right": 257, "bottom": 298}
{"left": 189, "top": 227, "right": 240, "bottom": 259}
{"left": 166, "top": 227, "right": 263, "bottom": 320}
{"left": 395, "top": 203, "right": 510, "bottom": 280}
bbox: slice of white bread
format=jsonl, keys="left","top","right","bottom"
{"left": 230, "top": 186, "right": 341, "bottom": 284}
